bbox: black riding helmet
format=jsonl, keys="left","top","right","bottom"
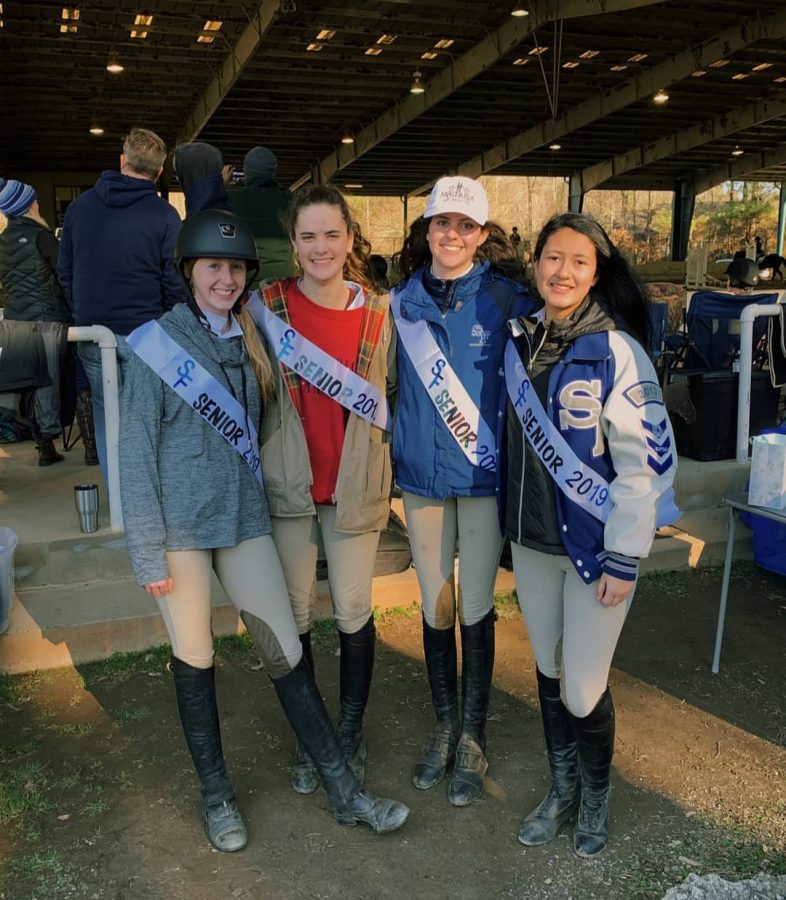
{"left": 175, "top": 209, "right": 260, "bottom": 290}
{"left": 725, "top": 257, "right": 760, "bottom": 289}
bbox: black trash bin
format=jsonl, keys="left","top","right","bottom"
{"left": 668, "top": 368, "right": 780, "bottom": 461}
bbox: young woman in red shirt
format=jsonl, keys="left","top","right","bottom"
{"left": 252, "top": 186, "right": 394, "bottom": 794}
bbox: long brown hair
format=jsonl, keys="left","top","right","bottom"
{"left": 283, "top": 185, "right": 373, "bottom": 290}
{"left": 393, "top": 216, "right": 526, "bottom": 282}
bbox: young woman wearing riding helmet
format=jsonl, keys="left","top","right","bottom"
{"left": 501, "top": 213, "right": 678, "bottom": 857}
{"left": 390, "top": 176, "right": 533, "bottom": 807}
{"left": 247, "top": 184, "right": 394, "bottom": 796}
{"left": 119, "top": 209, "right": 408, "bottom": 854}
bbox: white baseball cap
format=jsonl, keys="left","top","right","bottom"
{"left": 423, "top": 176, "right": 489, "bottom": 226}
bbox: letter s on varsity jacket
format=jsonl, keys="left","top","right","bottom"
{"left": 500, "top": 325, "right": 679, "bottom": 586}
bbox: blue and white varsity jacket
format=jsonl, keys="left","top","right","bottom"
{"left": 392, "top": 261, "right": 533, "bottom": 499}
{"left": 501, "top": 313, "right": 679, "bottom": 584}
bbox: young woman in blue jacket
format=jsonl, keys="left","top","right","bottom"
{"left": 502, "top": 213, "right": 678, "bottom": 857}
{"left": 391, "top": 176, "right": 532, "bottom": 806}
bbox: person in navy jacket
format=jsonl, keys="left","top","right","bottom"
{"left": 391, "top": 176, "right": 532, "bottom": 806}
{"left": 501, "top": 213, "right": 678, "bottom": 858}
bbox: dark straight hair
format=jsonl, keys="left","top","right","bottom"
{"left": 534, "top": 213, "right": 650, "bottom": 348}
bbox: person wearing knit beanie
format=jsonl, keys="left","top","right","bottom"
{"left": 0, "top": 179, "right": 37, "bottom": 217}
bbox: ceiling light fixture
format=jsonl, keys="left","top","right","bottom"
{"left": 549, "top": 142, "right": 561, "bottom": 151}
{"left": 106, "top": 54, "right": 124, "bottom": 74}
{"left": 653, "top": 88, "right": 669, "bottom": 104}
{"left": 511, "top": 5, "right": 530, "bottom": 16}
{"left": 731, "top": 145, "right": 744, "bottom": 157}
{"left": 89, "top": 123, "right": 104, "bottom": 136}
{"left": 410, "top": 69, "right": 425, "bottom": 94}
{"left": 341, "top": 133, "right": 354, "bottom": 144}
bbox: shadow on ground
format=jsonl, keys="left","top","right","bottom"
{"left": 0, "top": 566, "right": 784, "bottom": 900}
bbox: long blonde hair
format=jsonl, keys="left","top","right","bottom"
{"left": 237, "top": 307, "right": 274, "bottom": 400}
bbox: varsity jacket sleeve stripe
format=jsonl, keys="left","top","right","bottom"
{"left": 601, "top": 331, "right": 677, "bottom": 562}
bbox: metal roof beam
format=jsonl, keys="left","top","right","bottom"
{"left": 693, "top": 145, "right": 786, "bottom": 196}
{"left": 408, "top": 7, "right": 786, "bottom": 196}
{"left": 579, "top": 90, "right": 786, "bottom": 192}
{"left": 290, "top": 0, "right": 667, "bottom": 190}
{"left": 175, "top": 0, "right": 281, "bottom": 147}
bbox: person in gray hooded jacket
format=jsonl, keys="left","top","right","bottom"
{"left": 119, "top": 209, "right": 408, "bottom": 855}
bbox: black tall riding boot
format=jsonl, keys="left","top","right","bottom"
{"left": 518, "top": 669, "right": 580, "bottom": 846}
{"left": 412, "top": 617, "right": 459, "bottom": 790}
{"left": 170, "top": 657, "right": 247, "bottom": 852}
{"left": 75, "top": 390, "right": 99, "bottom": 466}
{"left": 448, "top": 608, "right": 496, "bottom": 807}
{"left": 290, "top": 631, "right": 320, "bottom": 795}
{"left": 337, "top": 613, "right": 375, "bottom": 784}
{"left": 569, "top": 688, "right": 615, "bottom": 858}
{"left": 273, "top": 657, "right": 409, "bottom": 834}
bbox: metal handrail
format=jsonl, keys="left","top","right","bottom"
{"left": 66, "top": 326, "right": 123, "bottom": 531}
{"left": 736, "top": 304, "right": 781, "bottom": 462}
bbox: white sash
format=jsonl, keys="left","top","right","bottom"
{"left": 504, "top": 341, "right": 680, "bottom": 527}
{"left": 391, "top": 294, "right": 496, "bottom": 472}
{"left": 246, "top": 292, "right": 391, "bottom": 432}
{"left": 504, "top": 341, "right": 612, "bottom": 522}
{"left": 127, "top": 320, "right": 263, "bottom": 486}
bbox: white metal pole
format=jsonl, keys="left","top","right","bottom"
{"left": 67, "top": 326, "right": 123, "bottom": 531}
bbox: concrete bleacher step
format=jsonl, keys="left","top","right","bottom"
{"left": 0, "top": 440, "right": 755, "bottom": 674}
{"left": 0, "top": 505, "right": 751, "bottom": 674}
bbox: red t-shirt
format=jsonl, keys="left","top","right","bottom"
{"left": 286, "top": 281, "right": 363, "bottom": 504}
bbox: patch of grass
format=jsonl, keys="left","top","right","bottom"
{"left": 311, "top": 618, "right": 339, "bottom": 652}
{"left": 214, "top": 631, "right": 254, "bottom": 658}
{"left": 683, "top": 822, "right": 786, "bottom": 879}
{"left": 0, "top": 738, "right": 40, "bottom": 762}
{"left": 1, "top": 847, "right": 87, "bottom": 898}
{"left": 80, "top": 799, "right": 108, "bottom": 817}
{"left": 0, "top": 672, "right": 22, "bottom": 706}
{"left": 0, "top": 760, "right": 51, "bottom": 824}
{"left": 78, "top": 643, "right": 172, "bottom": 688}
{"left": 115, "top": 705, "right": 150, "bottom": 725}
{"left": 376, "top": 603, "right": 420, "bottom": 622}
{"left": 45, "top": 721, "right": 95, "bottom": 737}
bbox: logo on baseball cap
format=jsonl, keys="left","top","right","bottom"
{"left": 423, "top": 176, "right": 488, "bottom": 226}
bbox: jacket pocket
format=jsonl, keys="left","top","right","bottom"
{"left": 365, "top": 440, "right": 392, "bottom": 503}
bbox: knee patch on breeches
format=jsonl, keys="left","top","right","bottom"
{"left": 240, "top": 610, "right": 299, "bottom": 679}
{"left": 424, "top": 581, "right": 456, "bottom": 630}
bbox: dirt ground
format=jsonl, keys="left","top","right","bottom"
{"left": 1, "top": 564, "right": 785, "bottom": 900}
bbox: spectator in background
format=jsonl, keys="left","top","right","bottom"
{"left": 510, "top": 225, "right": 523, "bottom": 257}
{"left": 0, "top": 179, "right": 72, "bottom": 466}
{"left": 58, "top": 127, "right": 189, "bottom": 483}
{"left": 227, "top": 147, "right": 296, "bottom": 282}
{"left": 368, "top": 254, "right": 390, "bottom": 292}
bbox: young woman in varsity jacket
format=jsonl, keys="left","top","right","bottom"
{"left": 119, "top": 210, "right": 407, "bottom": 854}
{"left": 501, "top": 213, "right": 679, "bottom": 857}
{"left": 390, "top": 176, "right": 533, "bottom": 806}
{"left": 252, "top": 186, "right": 395, "bottom": 796}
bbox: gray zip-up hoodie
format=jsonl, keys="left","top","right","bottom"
{"left": 119, "top": 302, "right": 271, "bottom": 585}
